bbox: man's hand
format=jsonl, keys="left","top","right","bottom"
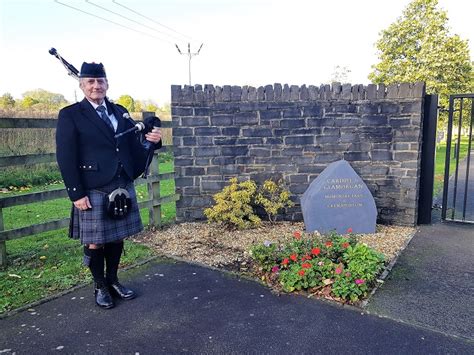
{"left": 74, "top": 196, "right": 92, "bottom": 211}
{"left": 145, "top": 127, "right": 162, "bottom": 144}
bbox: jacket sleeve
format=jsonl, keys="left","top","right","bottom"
{"left": 56, "top": 109, "right": 86, "bottom": 201}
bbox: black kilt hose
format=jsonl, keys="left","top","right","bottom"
{"left": 69, "top": 178, "right": 143, "bottom": 245}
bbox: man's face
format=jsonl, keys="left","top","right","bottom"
{"left": 80, "top": 77, "right": 108, "bottom": 104}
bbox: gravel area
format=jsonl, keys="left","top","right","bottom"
{"left": 134, "top": 222, "right": 416, "bottom": 271}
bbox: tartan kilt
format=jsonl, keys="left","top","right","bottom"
{"left": 69, "top": 181, "right": 143, "bottom": 245}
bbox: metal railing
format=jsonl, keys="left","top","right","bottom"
{"left": 441, "top": 94, "right": 474, "bottom": 223}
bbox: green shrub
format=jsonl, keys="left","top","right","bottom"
{"left": 204, "top": 178, "right": 261, "bottom": 229}
{"left": 255, "top": 179, "right": 294, "bottom": 223}
{"left": 331, "top": 243, "right": 385, "bottom": 302}
{"left": 343, "top": 243, "right": 385, "bottom": 282}
{"left": 249, "top": 242, "right": 278, "bottom": 272}
{"left": 204, "top": 178, "right": 294, "bottom": 229}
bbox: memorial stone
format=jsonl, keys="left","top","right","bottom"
{"left": 301, "top": 160, "right": 377, "bottom": 234}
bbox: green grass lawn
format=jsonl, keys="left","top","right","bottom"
{"left": 0, "top": 161, "right": 176, "bottom": 314}
{"left": 433, "top": 135, "right": 471, "bottom": 197}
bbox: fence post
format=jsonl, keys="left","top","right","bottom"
{"left": 0, "top": 207, "right": 6, "bottom": 268}
{"left": 148, "top": 154, "right": 161, "bottom": 227}
{"left": 142, "top": 112, "right": 161, "bottom": 227}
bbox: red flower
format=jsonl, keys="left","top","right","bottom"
{"left": 290, "top": 254, "right": 297, "bottom": 261}
{"left": 342, "top": 242, "right": 350, "bottom": 248}
{"left": 355, "top": 279, "right": 365, "bottom": 285}
{"left": 293, "top": 231, "right": 302, "bottom": 240}
{"left": 298, "top": 270, "right": 305, "bottom": 276}
{"left": 282, "top": 258, "right": 289, "bottom": 265}
{"left": 302, "top": 263, "right": 311, "bottom": 269}
{"left": 347, "top": 227, "right": 353, "bottom": 234}
{"left": 311, "top": 248, "right": 321, "bottom": 256}
{"left": 325, "top": 241, "right": 333, "bottom": 247}
{"left": 335, "top": 267, "right": 342, "bottom": 274}
{"left": 301, "top": 255, "right": 312, "bottom": 261}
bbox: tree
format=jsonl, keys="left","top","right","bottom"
{"left": 134, "top": 100, "right": 143, "bottom": 112}
{"left": 145, "top": 103, "right": 158, "bottom": 113}
{"left": 0, "top": 93, "right": 16, "bottom": 109}
{"left": 117, "top": 95, "right": 135, "bottom": 112}
{"left": 20, "top": 96, "right": 40, "bottom": 109}
{"left": 22, "top": 89, "right": 69, "bottom": 110}
{"left": 156, "top": 103, "right": 171, "bottom": 120}
{"left": 369, "top": 0, "right": 473, "bottom": 125}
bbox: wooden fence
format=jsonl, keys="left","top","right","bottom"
{"left": 0, "top": 114, "right": 177, "bottom": 267}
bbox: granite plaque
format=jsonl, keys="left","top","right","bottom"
{"left": 301, "top": 160, "right": 377, "bottom": 234}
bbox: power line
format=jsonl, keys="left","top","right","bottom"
{"left": 112, "top": 0, "right": 196, "bottom": 43}
{"left": 54, "top": 0, "right": 174, "bottom": 45}
{"left": 55, "top": 0, "right": 204, "bottom": 82}
{"left": 84, "top": 0, "right": 184, "bottom": 43}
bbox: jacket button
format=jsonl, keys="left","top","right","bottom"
{"left": 88, "top": 165, "right": 92, "bottom": 168}
{"left": 116, "top": 148, "right": 119, "bottom": 152}
{"left": 73, "top": 188, "right": 76, "bottom": 191}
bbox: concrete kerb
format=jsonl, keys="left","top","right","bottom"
{"left": 363, "top": 309, "right": 474, "bottom": 344}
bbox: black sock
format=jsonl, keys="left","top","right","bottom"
{"left": 104, "top": 241, "right": 124, "bottom": 284}
{"left": 83, "top": 246, "right": 106, "bottom": 287}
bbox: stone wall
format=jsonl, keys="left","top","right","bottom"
{"left": 171, "top": 82, "right": 426, "bottom": 226}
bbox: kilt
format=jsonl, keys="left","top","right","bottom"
{"left": 69, "top": 179, "right": 143, "bottom": 245}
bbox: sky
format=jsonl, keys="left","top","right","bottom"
{"left": 0, "top": 0, "right": 472, "bottom": 106}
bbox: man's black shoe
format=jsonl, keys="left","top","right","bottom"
{"left": 109, "top": 281, "right": 136, "bottom": 300}
{"left": 95, "top": 285, "right": 115, "bottom": 309}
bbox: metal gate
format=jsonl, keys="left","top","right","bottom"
{"left": 441, "top": 94, "right": 474, "bottom": 223}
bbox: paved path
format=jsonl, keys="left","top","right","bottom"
{"left": 366, "top": 222, "right": 474, "bottom": 341}
{"left": 1, "top": 258, "right": 472, "bottom": 354}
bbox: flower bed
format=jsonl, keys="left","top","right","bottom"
{"left": 135, "top": 222, "right": 415, "bottom": 305}
{"left": 250, "top": 229, "right": 386, "bottom": 303}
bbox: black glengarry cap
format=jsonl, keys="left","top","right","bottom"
{"left": 79, "top": 62, "right": 106, "bottom": 78}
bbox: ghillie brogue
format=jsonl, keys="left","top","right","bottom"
{"left": 95, "top": 284, "right": 115, "bottom": 309}
{"left": 109, "top": 281, "right": 136, "bottom": 300}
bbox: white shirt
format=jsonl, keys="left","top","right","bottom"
{"left": 87, "top": 99, "right": 118, "bottom": 132}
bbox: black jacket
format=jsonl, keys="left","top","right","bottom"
{"left": 56, "top": 98, "right": 161, "bottom": 201}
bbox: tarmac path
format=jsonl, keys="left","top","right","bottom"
{"left": 1, "top": 258, "right": 472, "bottom": 354}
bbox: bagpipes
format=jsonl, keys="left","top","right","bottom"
{"left": 49, "top": 47, "right": 160, "bottom": 178}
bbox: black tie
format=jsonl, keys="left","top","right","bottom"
{"left": 96, "top": 105, "right": 114, "bottom": 131}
